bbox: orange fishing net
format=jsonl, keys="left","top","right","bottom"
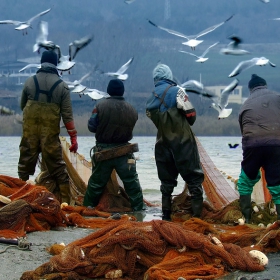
{"left": 1, "top": 174, "right": 280, "bottom": 280}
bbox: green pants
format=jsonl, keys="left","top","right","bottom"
{"left": 83, "top": 153, "right": 144, "bottom": 211}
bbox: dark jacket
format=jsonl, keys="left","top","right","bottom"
{"left": 20, "top": 67, "right": 73, "bottom": 125}
{"left": 88, "top": 96, "right": 138, "bottom": 144}
{"left": 239, "top": 86, "right": 280, "bottom": 149}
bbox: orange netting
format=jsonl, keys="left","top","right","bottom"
{"left": 1, "top": 174, "right": 280, "bottom": 280}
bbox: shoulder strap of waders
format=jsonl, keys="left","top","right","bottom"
{"left": 152, "top": 84, "right": 173, "bottom": 109}
{"left": 33, "top": 75, "right": 63, "bottom": 103}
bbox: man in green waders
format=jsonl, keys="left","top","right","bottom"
{"left": 83, "top": 79, "right": 145, "bottom": 213}
{"left": 18, "top": 50, "right": 78, "bottom": 204}
{"left": 146, "top": 64, "right": 204, "bottom": 221}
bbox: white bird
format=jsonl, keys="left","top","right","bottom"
{"left": 179, "top": 41, "right": 219, "bottom": 63}
{"left": 19, "top": 64, "right": 41, "bottom": 73}
{"left": 0, "top": 8, "right": 51, "bottom": 35}
{"left": 56, "top": 35, "right": 93, "bottom": 74}
{"left": 66, "top": 71, "right": 92, "bottom": 94}
{"left": 148, "top": 15, "right": 234, "bottom": 50}
{"left": 229, "top": 57, "right": 276, "bottom": 77}
{"left": 103, "top": 57, "right": 134, "bottom": 80}
{"left": 83, "top": 88, "right": 110, "bottom": 100}
{"left": 33, "top": 21, "right": 56, "bottom": 53}
{"left": 210, "top": 79, "right": 239, "bottom": 119}
{"left": 220, "top": 35, "right": 250, "bottom": 55}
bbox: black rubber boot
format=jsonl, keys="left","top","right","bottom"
{"left": 276, "top": 204, "right": 280, "bottom": 220}
{"left": 239, "top": 195, "right": 252, "bottom": 223}
{"left": 162, "top": 195, "right": 172, "bottom": 221}
{"left": 191, "top": 198, "right": 203, "bottom": 218}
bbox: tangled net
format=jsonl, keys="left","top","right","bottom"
{"left": 1, "top": 174, "right": 280, "bottom": 280}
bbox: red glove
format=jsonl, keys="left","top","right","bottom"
{"left": 65, "top": 121, "right": 78, "bottom": 153}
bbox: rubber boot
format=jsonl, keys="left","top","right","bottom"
{"left": 191, "top": 198, "right": 203, "bottom": 218}
{"left": 276, "top": 204, "right": 280, "bottom": 220}
{"left": 162, "top": 195, "right": 172, "bottom": 221}
{"left": 239, "top": 195, "right": 252, "bottom": 223}
{"left": 59, "top": 183, "right": 71, "bottom": 204}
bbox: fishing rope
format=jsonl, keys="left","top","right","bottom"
{"left": 0, "top": 237, "right": 32, "bottom": 254}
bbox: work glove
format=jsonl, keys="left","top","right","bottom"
{"left": 65, "top": 121, "right": 78, "bottom": 153}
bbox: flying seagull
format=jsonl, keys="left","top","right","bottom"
{"left": 56, "top": 35, "right": 93, "bottom": 74}
{"left": 66, "top": 71, "right": 92, "bottom": 94}
{"left": 0, "top": 8, "right": 51, "bottom": 35}
{"left": 179, "top": 41, "right": 219, "bottom": 63}
{"left": 33, "top": 21, "right": 56, "bottom": 53}
{"left": 220, "top": 35, "right": 250, "bottom": 55}
{"left": 148, "top": 15, "right": 234, "bottom": 50}
{"left": 209, "top": 79, "right": 239, "bottom": 119}
{"left": 229, "top": 57, "right": 276, "bottom": 77}
{"left": 82, "top": 88, "right": 110, "bottom": 100}
{"left": 103, "top": 57, "right": 134, "bottom": 80}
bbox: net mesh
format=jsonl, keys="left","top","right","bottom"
{"left": 1, "top": 174, "right": 280, "bottom": 279}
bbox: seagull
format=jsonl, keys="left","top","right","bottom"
{"left": 56, "top": 35, "right": 93, "bottom": 74}
{"left": 19, "top": 64, "right": 41, "bottom": 73}
{"left": 0, "top": 105, "right": 15, "bottom": 115}
{"left": 179, "top": 41, "right": 219, "bottom": 63}
{"left": 0, "top": 8, "right": 51, "bottom": 35}
{"left": 124, "top": 0, "right": 136, "bottom": 3}
{"left": 66, "top": 71, "right": 92, "bottom": 94}
{"left": 103, "top": 57, "right": 134, "bottom": 80}
{"left": 179, "top": 79, "right": 218, "bottom": 99}
{"left": 148, "top": 15, "right": 234, "bottom": 50}
{"left": 83, "top": 88, "right": 110, "bottom": 100}
{"left": 33, "top": 21, "right": 56, "bottom": 53}
{"left": 209, "top": 79, "right": 239, "bottom": 119}
{"left": 220, "top": 35, "right": 250, "bottom": 55}
{"left": 229, "top": 57, "right": 276, "bottom": 77}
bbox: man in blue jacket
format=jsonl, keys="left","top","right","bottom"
{"left": 146, "top": 64, "right": 204, "bottom": 220}
{"left": 238, "top": 74, "right": 280, "bottom": 223}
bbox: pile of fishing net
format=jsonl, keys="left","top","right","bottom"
{"left": 1, "top": 174, "right": 280, "bottom": 279}
{"left": 20, "top": 218, "right": 280, "bottom": 280}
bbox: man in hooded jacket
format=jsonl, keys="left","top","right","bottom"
{"left": 18, "top": 50, "right": 78, "bottom": 204}
{"left": 146, "top": 64, "right": 204, "bottom": 221}
{"left": 237, "top": 74, "right": 280, "bottom": 223}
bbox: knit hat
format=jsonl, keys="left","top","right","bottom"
{"left": 248, "top": 74, "right": 267, "bottom": 90}
{"left": 107, "top": 79, "right": 124, "bottom": 96}
{"left": 153, "top": 64, "right": 173, "bottom": 82}
{"left": 41, "top": 50, "right": 58, "bottom": 66}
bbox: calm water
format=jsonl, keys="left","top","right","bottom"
{"left": 0, "top": 136, "right": 242, "bottom": 203}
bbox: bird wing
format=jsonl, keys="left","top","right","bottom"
{"left": 219, "top": 78, "right": 239, "bottom": 109}
{"left": 200, "top": 41, "right": 219, "bottom": 57}
{"left": 84, "top": 89, "right": 109, "bottom": 100}
{"left": 228, "top": 58, "right": 259, "bottom": 77}
{"left": 181, "top": 80, "right": 218, "bottom": 98}
{"left": 36, "top": 21, "right": 49, "bottom": 43}
{"left": 69, "top": 35, "right": 93, "bottom": 61}
{"left": 228, "top": 35, "right": 242, "bottom": 48}
{"left": 117, "top": 57, "right": 134, "bottom": 74}
{"left": 194, "top": 15, "right": 234, "bottom": 39}
{"left": 0, "top": 20, "right": 22, "bottom": 25}
{"left": 179, "top": 50, "right": 200, "bottom": 59}
{"left": 148, "top": 19, "right": 190, "bottom": 40}
{"left": 27, "top": 8, "right": 51, "bottom": 24}
{"left": 269, "top": 61, "right": 276, "bottom": 67}
{"left": 19, "top": 64, "right": 41, "bottom": 72}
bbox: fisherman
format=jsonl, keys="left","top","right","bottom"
{"left": 238, "top": 74, "right": 280, "bottom": 223}
{"left": 18, "top": 50, "right": 78, "bottom": 204}
{"left": 83, "top": 79, "right": 145, "bottom": 212}
{"left": 146, "top": 64, "right": 204, "bottom": 221}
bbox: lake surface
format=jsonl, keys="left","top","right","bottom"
{"left": 0, "top": 136, "right": 242, "bottom": 203}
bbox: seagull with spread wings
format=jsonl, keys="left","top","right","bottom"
{"left": 229, "top": 57, "right": 276, "bottom": 77}
{"left": 179, "top": 41, "right": 219, "bottom": 63}
{"left": 0, "top": 8, "right": 51, "bottom": 35}
{"left": 148, "top": 15, "right": 234, "bottom": 50}
{"left": 83, "top": 88, "right": 110, "bottom": 100}
{"left": 209, "top": 79, "right": 239, "bottom": 119}
{"left": 220, "top": 35, "right": 250, "bottom": 55}
{"left": 103, "top": 57, "right": 134, "bottom": 80}
{"left": 66, "top": 71, "right": 92, "bottom": 94}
